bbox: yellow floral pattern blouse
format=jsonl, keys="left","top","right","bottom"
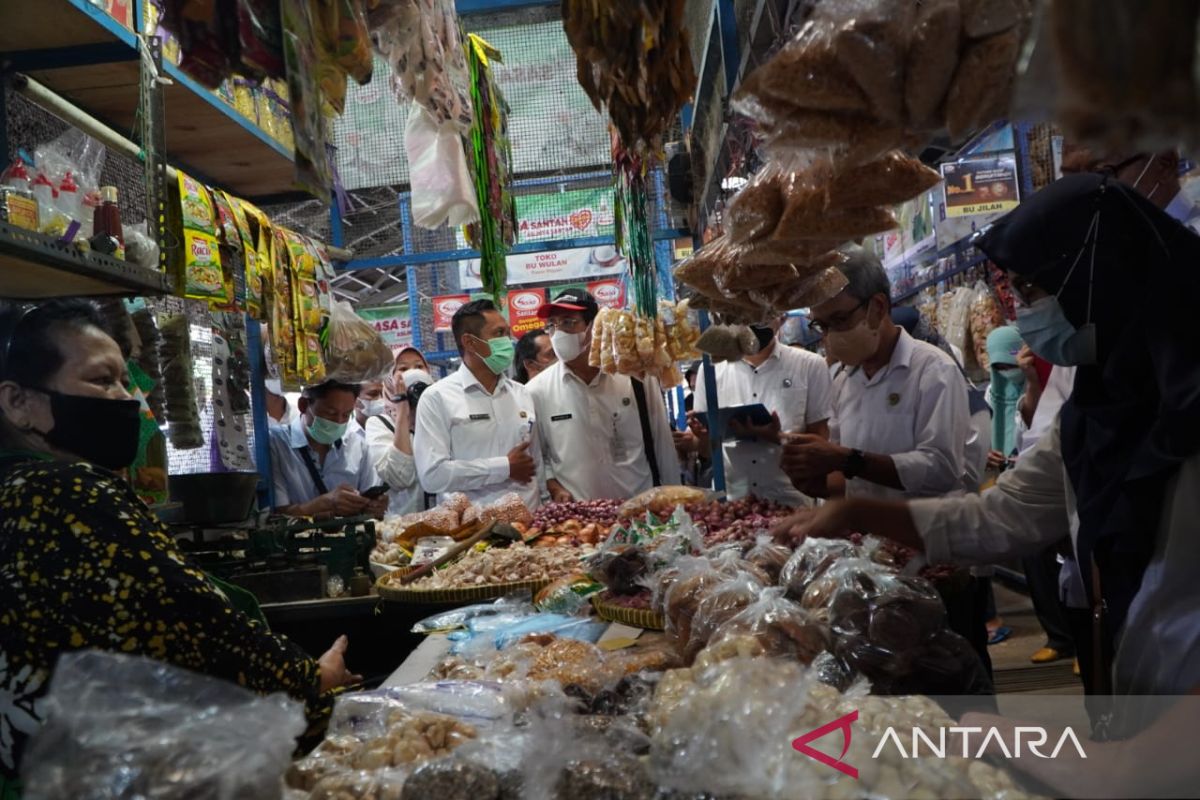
{"left": 0, "top": 456, "right": 334, "bottom": 783}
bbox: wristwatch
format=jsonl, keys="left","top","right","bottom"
{"left": 842, "top": 448, "right": 866, "bottom": 479}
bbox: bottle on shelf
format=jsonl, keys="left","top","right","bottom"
{"left": 30, "top": 171, "right": 60, "bottom": 233}
{"left": 57, "top": 171, "right": 81, "bottom": 238}
{"left": 91, "top": 185, "right": 126, "bottom": 261}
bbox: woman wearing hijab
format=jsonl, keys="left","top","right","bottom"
{"left": 772, "top": 173, "right": 1200, "bottom": 795}
{"left": 984, "top": 326, "right": 1026, "bottom": 468}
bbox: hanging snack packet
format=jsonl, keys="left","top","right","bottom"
{"left": 175, "top": 171, "right": 226, "bottom": 302}
{"left": 225, "top": 195, "right": 264, "bottom": 319}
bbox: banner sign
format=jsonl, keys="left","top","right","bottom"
{"left": 941, "top": 154, "right": 1020, "bottom": 218}
{"left": 507, "top": 287, "right": 547, "bottom": 335}
{"left": 516, "top": 187, "right": 615, "bottom": 242}
{"left": 431, "top": 294, "right": 470, "bottom": 332}
{"left": 461, "top": 244, "right": 626, "bottom": 289}
{"left": 357, "top": 304, "right": 413, "bottom": 352}
{"left": 588, "top": 278, "right": 625, "bottom": 309}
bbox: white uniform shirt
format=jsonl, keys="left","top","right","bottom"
{"left": 528, "top": 362, "right": 680, "bottom": 501}
{"left": 413, "top": 363, "right": 541, "bottom": 509}
{"left": 364, "top": 415, "right": 422, "bottom": 515}
{"left": 1019, "top": 365, "right": 1075, "bottom": 454}
{"left": 694, "top": 343, "right": 833, "bottom": 506}
{"left": 1164, "top": 189, "right": 1200, "bottom": 235}
{"left": 267, "top": 398, "right": 298, "bottom": 429}
{"left": 830, "top": 329, "right": 969, "bottom": 500}
{"left": 268, "top": 415, "right": 378, "bottom": 507}
{"left": 911, "top": 418, "right": 1200, "bottom": 714}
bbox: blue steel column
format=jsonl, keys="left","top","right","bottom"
{"left": 398, "top": 196, "right": 424, "bottom": 352}
{"left": 246, "top": 320, "right": 274, "bottom": 510}
{"left": 696, "top": 309, "right": 725, "bottom": 493}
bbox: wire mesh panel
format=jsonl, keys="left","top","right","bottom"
{"left": 1023, "top": 123, "right": 1061, "bottom": 193}
{"left": 3, "top": 88, "right": 150, "bottom": 227}
{"left": 333, "top": 9, "right": 612, "bottom": 193}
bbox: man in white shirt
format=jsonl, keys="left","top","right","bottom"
{"left": 781, "top": 247, "right": 970, "bottom": 501}
{"left": 364, "top": 368, "right": 431, "bottom": 516}
{"left": 350, "top": 380, "right": 385, "bottom": 441}
{"left": 528, "top": 289, "right": 679, "bottom": 502}
{"left": 264, "top": 378, "right": 298, "bottom": 428}
{"left": 268, "top": 380, "right": 388, "bottom": 519}
{"left": 413, "top": 299, "right": 541, "bottom": 508}
{"left": 688, "top": 316, "right": 833, "bottom": 506}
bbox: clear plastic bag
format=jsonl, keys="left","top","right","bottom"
{"left": 749, "top": 264, "right": 849, "bottom": 314}
{"left": 779, "top": 536, "right": 863, "bottom": 601}
{"left": 699, "top": 587, "right": 830, "bottom": 667}
{"left": 406, "top": 104, "right": 480, "bottom": 230}
{"left": 617, "top": 485, "right": 706, "bottom": 521}
{"left": 726, "top": 164, "right": 787, "bottom": 244}
{"left": 825, "top": 150, "right": 944, "bottom": 209}
{"left": 684, "top": 572, "right": 766, "bottom": 662}
{"left": 322, "top": 299, "right": 395, "bottom": 383}
{"left": 22, "top": 650, "right": 305, "bottom": 800}
{"left": 742, "top": 534, "right": 793, "bottom": 584}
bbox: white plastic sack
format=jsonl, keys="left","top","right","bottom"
{"left": 406, "top": 104, "right": 480, "bottom": 230}
{"left": 21, "top": 650, "right": 305, "bottom": 799}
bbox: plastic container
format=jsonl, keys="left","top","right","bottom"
{"left": 31, "top": 171, "right": 58, "bottom": 230}
{"left": 57, "top": 171, "right": 81, "bottom": 231}
{"left": 2, "top": 159, "right": 31, "bottom": 193}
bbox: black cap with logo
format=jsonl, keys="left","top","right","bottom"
{"left": 536, "top": 288, "right": 600, "bottom": 322}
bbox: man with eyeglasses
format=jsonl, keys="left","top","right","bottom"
{"left": 527, "top": 289, "right": 680, "bottom": 502}
{"left": 687, "top": 315, "right": 834, "bottom": 507}
{"left": 780, "top": 247, "right": 970, "bottom": 503}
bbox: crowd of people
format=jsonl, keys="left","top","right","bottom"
{"left": 1, "top": 149, "right": 1198, "bottom": 794}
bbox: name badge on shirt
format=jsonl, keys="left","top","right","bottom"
{"left": 469, "top": 413, "right": 491, "bottom": 421}
{"left": 551, "top": 413, "right": 573, "bottom": 422}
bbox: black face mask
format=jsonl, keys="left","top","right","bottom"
{"left": 33, "top": 389, "right": 142, "bottom": 471}
{"left": 749, "top": 324, "right": 775, "bottom": 352}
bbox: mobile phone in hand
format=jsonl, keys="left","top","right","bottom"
{"left": 361, "top": 484, "right": 390, "bottom": 499}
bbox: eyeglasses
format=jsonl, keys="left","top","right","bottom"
{"left": 543, "top": 317, "right": 587, "bottom": 334}
{"left": 0, "top": 303, "right": 39, "bottom": 380}
{"left": 808, "top": 299, "right": 868, "bottom": 336}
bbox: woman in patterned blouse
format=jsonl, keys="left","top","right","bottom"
{"left": 0, "top": 299, "right": 362, "bottom": 793}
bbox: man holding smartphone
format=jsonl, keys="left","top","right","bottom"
{"left": 686, "top": 315, "right": 833, "bottom": 506}
{"left": 268, "top": 380, "right": 389, "bottom": 519}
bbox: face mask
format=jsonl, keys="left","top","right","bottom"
{"left": 472, "top": 335, "right": 515, "bottom": 375}
{"left": 306, "top": 414, "right": 348, "bottom": 445}
{"left": 749, "top": 325, "right": 775, "bottom": 352}
{"left": 34, "top": 390, "right": 141, "bottom": 471}
{"left": 551, "top": 330, "right": 585, "bottom": 362}
{"left": 823, "top": 317, "right": 880, "bottom": 366}
{"left": 1015, "top": 297, "right": 1098, "bottom": 366}
{"left": 358, "top": 399, "right": 386, "bottom": 417}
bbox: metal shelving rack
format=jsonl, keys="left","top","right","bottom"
{"left": 0, "top": 0, "right": 298, "bottom": 199}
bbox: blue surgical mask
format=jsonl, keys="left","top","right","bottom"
{"left": 306, "top": 414, "right": 348, "bottom": 445}
{"left": 1015, "top": 296, "right": 1097, "bottom": 367}
{"left": 1015, "top": 207, "right": 1101, "bottom": 368}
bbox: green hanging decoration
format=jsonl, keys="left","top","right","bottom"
{"left": 613, "top": 134, "right": 656, "bottom": 318}
{"left": 463, "top": 33, "right": 516, "bottom": 303}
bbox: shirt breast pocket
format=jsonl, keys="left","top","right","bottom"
{"left": 775, "top": 386, "right": 807, "bottom": 430}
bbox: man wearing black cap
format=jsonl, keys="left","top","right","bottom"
{"left": 527, "top": 289, "right": 680, "bottom": 501}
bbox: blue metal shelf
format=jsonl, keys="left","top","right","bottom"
{"left": 2, "top": 0, "right": 297, "bottom": 197}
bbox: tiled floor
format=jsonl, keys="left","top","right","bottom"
{"left": 989, "top": 583, "right": 1082, "bottom": 694}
